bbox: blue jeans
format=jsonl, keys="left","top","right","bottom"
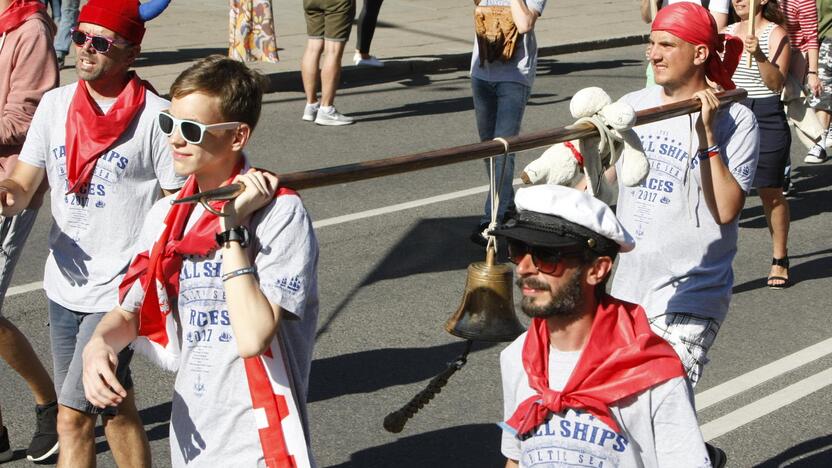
{"left": 471, "top": 77, "right": 531, "bottom": 225}
{"left": 41, "top": 0, "right": 60, "bottom": 23}
{"left": 54, "top": 0, "right": 80, "bottom": 57}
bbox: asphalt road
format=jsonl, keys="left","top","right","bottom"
{"left": 1, "top": 44, "right": 831, "bottom": 467}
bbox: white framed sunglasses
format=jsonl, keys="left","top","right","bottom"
{"left": 158, "top": 111, "right": 241, "bottom": 145}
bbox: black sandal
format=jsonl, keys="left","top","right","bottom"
{"left": 767, "top": 257, "right": 790, "bottom": 289}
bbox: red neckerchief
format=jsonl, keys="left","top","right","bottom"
{"left": 118, "top": 164, "right": 300, "bottom": 468}
{"left": 64, "top": 73, "right": 148, "bottom": 194}
{"left": 504, "top": 295, "right": 685, "bottom": 437}
{"left": 0, "top": 0, "right": 43, "bottom": 35}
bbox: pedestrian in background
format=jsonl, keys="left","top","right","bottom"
{"left": 807, "top": 0, "right": 832, "bottom": 160}
{"left": 353, "top": 0, "right": 384, "bottom": 67}
{"left": 53, "top": 0, "right": 78, "bottom": 68}
{"left": 0, "top": 0, "right": 59, "bottom": 462}
{"left": 301, "top": 0, "right": 356, "bottom": 125}
{"left": 229, "top": 0, "right": 279, "bottom": 63}
{"left": 469, "top": 0, "right": 545, "bottom": 246}
{"left": 780, "top": 0, "right": 822, "bottom": 188}
{"left": 726, "top": 0, "right": 793, "bottom": 289}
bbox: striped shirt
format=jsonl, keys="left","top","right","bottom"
{"left": 727, "top": 23, "right": 781, "bottom": 98}
{"left": 780, "top": 0, "right": 820, "bottom": 51}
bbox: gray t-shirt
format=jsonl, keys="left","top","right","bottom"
{"left": 611, "top": 86, "right": 759, "bottom": 323}
{"left": 18, "top": 82, "right": 185, "bottom": 312}
{"left": 123, "top": 185, "right": 319, "bottom": 467}
{"left": 470, "top": 0, "right": 546, "bottom": 87}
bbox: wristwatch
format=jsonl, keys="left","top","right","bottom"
{"left": 216, "top": 225, "right": 250, "bottom": 248}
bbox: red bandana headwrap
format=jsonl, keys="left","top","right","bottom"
{"left": 503, "top": 296, "right": 685, "bottom": 437}
{"left": 651, "top": 2, "right": 743, "bottom": 90}
{"left": 119, "top": 165, "right": 302, "bottom": 467}
{"left": 0, "top": 0, "right": 45, "bottom": 35}
{"left": 64, "top": 73, "right": 150, "bottom": 194}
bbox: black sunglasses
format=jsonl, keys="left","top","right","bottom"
{"left": 506, "top": 239, "right": 582, "bottom": 275}
{"left": 70, "top": 28, "right": 125, "bottom": 53}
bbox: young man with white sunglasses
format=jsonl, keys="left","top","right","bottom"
{"left": 0, "top": 0, "right": 183, "bottom": 465}
{"left": 82, "top": 55, "right": 320, "bottom": 467}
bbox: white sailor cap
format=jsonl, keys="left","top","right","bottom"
{"left": 491, "top": 185, "right": 635, "bottom": 255}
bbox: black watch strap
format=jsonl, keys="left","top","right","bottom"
{"left": 216, "top": 225, "right": 250, "bottom": 248}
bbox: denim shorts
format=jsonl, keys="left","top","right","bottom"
{"left": 0, "top": 209, "right": 39, "bottom": 315}
{"left": 48, "top": 300, "right": 134, "bottom": 415}
{"left": 648, "top": 312, "right": 720, "bottom": 388}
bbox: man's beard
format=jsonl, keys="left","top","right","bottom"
{"left": 516, "top": 268, "right": 585, "bottom": 320}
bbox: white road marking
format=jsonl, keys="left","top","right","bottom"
{"left": 311, "top": 179, "right": 522, "bottom": 229}
{"left": 701, "top": 366, "right": 832, "bottom": 441}
{"left": 5, "top": 281, "right": 43, "bottom": 298}
{"left": 695, "top": 336, "right": 832, "bottom": 410}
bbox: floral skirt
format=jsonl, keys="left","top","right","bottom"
{"left": 229, "top": 0, "right": 279, "bottom": 63}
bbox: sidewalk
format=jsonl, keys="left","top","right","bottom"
{"left": 58, "top": 0, "right": 650, "bottom": 93}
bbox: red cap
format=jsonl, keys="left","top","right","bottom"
{"left": 78, "top": 0, "right": 144, "bottom": 45}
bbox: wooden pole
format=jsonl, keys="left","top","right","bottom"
{"left": 174, "top": 89, "right": 748, "bottom": 204}
{"left": 747, "top": 0, "right": 757, "bottom": 67}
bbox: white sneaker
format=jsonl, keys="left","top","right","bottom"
{"left": 804, "top": 144, "right": 827, "bottom": 164}
{"left": 315, "top": 107, "right": 355, "bottom": 126}
{"left": 302, "top": 103, "right": 320, "bottom": 122}
{"left": 353, "top": 53, "right": 384, "bottom": 68}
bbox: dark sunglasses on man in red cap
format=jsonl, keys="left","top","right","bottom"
{"left": 70, "top": 28, "right": 130, "bottom": 53}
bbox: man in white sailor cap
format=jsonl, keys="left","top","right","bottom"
{"left": 492, "top": 185, "right": 712, "bottom": 468}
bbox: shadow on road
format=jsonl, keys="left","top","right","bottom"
{"left": 326, "top": 423, "right": 502, "bottom": 468}
{"left": 309, "top": 340, "right": 496, "bottom": 403}
{"left": 316, "top": 216, "right": 490, "bottom": 338}
{"left": 134, "top": 47, "right": 229, "bottom": 68}
{"left": 93, "top": 401, "right": 173, "bottom": 455}
{"left": 753, "top": 434, "right": 832, "bottom": 467}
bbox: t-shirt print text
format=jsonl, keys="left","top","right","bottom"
{"left": 52, "top": 145, "right": 132, "bottom": 209}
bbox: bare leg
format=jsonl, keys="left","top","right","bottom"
{"left": 0, "top": 317, "right": 57, "bottom": 405}
{"left": 102, "top": 390, "right": 150, "bottom": 468}
{"left": 301, "top": 39, "right": 324, "bottom": 105}
{"left": 56, "top": 405, "right": 96, "bottom": 468}
{"left": 759, "top": 187, "right": 790, "bottom": 285}
{"left": 321, "top": 40, "right": 347, "bottom": 107}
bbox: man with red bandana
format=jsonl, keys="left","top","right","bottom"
{"left": 608, "top": 4, "right": 758, "bottom": 461}
{"left": 0, "top": 0, "right": 59, "bottom": 462}
{"left": 0, "top": 0, "right": 183, "bottom": 466}
{"left": 493, "top": 185, "right": 711, "bottom": 467}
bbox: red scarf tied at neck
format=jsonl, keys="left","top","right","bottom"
{"left": 503, "top": 296, "right": 685, "bottom": 437}
{"left": 0, "top": 0, "right": 44, "bottom": 35}
{"left": 64, "top": 73, "right": 149, "bottom": 194}
{"left": 651, "top": 2, "right": 743, "bottom": 91}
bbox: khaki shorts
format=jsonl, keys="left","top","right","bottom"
{"left": 303, "top": 0, "right": 355, "bottom": 41}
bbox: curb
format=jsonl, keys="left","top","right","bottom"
{"left": 263, "top": 34, "right": 649, "bottom": 94}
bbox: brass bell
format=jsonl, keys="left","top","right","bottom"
{"left": 444, "top": 246, "right": 526, "bottom": 342}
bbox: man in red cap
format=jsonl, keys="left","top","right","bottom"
{"left": 0, "top": 0, "right": 183, "bottom": 466}
{"left": 608, "top": 3, "right": 760, "bottom": 464}
{"left": 0, "top": 0, "right": 60, "bottom": 462}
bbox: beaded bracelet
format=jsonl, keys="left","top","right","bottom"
{"left": 697, "top": 145, "right": 720, "bottom": 161}
{"left": 222, "top": 266, "right": 257, "bottom": 282}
